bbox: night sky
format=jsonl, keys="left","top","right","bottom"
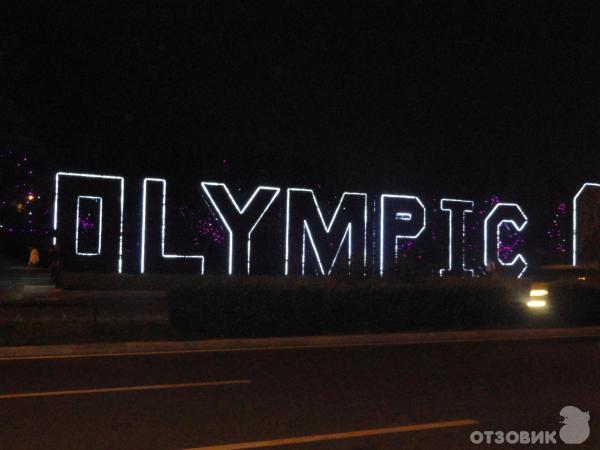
{"left": 3, "top": 1, "right": 599, "bottom": 209}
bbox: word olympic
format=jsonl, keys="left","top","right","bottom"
{"left": 53, "top": 172, "right": 599, "bottom": 278}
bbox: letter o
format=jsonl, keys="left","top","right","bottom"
{"left": 506, "top": 431, "right": 519, "bottom": 444}
{"left": 470, "top": 431, "right": 484, "bottom": 444}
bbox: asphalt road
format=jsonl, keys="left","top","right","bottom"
{"left": 0, "top": 337, "right": 598, "bottom": 449}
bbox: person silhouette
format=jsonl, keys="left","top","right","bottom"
{"left": 27, "top": 246, "right": 40, "bottom": 267}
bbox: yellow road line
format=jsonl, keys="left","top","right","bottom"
{"left": 185, "top": 419, "right": 479, "bottom": 449}
{"left": 0, "top": 379, "right": 251, "bottom": 399}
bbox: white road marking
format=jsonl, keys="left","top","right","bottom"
{"left": 0, "top": 379, "right": 251, "bottom": 399}
{"left": 184, "top": 419, "right": 479, "bottom": 449}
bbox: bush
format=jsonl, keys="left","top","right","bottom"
{"left": 167, "top": 277, "right": 538, "bottom": 338}
{"left": 549, "top": 280, "right": 600, "bottom": 325}
{"left": 60, "top": 273, "right": 206, "bottom": 290}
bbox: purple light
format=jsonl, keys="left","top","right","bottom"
{"left": 196, "top": 216, "right": 224, "bottom": 244}
{"left": 78, "top": 215, "right": 96, "bottom": 233}
{"left": 489, "top": 195, "right": 501, "bottom": 206}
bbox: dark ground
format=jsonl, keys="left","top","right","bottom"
{"left": 0, "top": 337, "right": 597, "bottom": 449}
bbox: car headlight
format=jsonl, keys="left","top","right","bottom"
{"left": 526, "top": 299, "right": 547, "bottom": 308}
{"left": 527, "top": 288, "right": 548, "bottom": 308}
{"left": 529, "top": 289, "right": 548, "bottom": 297}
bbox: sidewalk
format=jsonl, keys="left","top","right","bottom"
{"left": 0, "top": 289, "right": 170, "bottom": 347}
{"left": 1, "top": 325, "right": 599, "bottom": 360}
{"left": 0, "top": 289, "right": 168, "bottom": 322}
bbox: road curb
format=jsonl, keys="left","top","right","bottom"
{"left": 1, "top": 326, "right": 599, "bottom": 360}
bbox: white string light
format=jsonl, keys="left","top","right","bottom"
{"left": 572, "top": 182, "right": 600, "bottom": 267}
{"left": 141, "top": 178, "right": 205, "bottom": 274}
{"left": 74, "top": 196, "right": 103, "bottom": 256}
{"left": 439, "top": 198, "right": 474, "bottom": 276}
{"left": 200, "top": 182, "right": 280, "bottom": 275}
{"left": 379, "top": 194, "right": 426, "bottom": 276}
{"left": 285, "top": 189, "right": 368, "bottom": 276}
{"left": 54, "top": 172, "right": 125, "bottom": 273}
{"left": 483, "top": 202, "right": 528, "bottom": 279}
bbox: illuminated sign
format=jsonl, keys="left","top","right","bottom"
{"left": 52, "top": 171, "right": 599, "bottom": 278}
{"left": 75, "top": 195, "right": 103, "bottom": 256}
{"left": 483, "top": 203, "right": 528, "bottom": 279}
{"left": 379, "top": 194, "right": 426, "bottom": 276}
{"left": 202, "top": 182, "right": 280, "bottom": 275}
{"left": 141, "top": 178, "right": 205, "bottom": 274}
{"left": 285, "top": 189, "right": 368, "bottom": 276}
{"left": 439, "top": 198, "right": 474, "bottom": 277}
{"left": 54, "top": 172, "right": 125, "bottom": 273}
{"left": 572, "top": 182, "right": 600, "bottom": 267}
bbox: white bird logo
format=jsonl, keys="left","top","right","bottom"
{"left": 559, "top": 406, "right": 590, "bottom": 444}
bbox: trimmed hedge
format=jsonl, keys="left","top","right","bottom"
{"left": 549, "top": 280, "right": 600, "bottom": 325}
{"left": 167, "top": 277, "right": 537, "bottom": 338}
{"left": 167, "top": 277, "right": 600, "bottom": 338}
{"left": 60, "top": 273, "right": 206, "bottom": 290}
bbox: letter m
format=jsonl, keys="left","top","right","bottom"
{"left": 285, "top": 189, "right": 367, "bottom": 276}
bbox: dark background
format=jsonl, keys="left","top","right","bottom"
{"left": 1, "top": 1, "right": 598, "bottom": 269}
